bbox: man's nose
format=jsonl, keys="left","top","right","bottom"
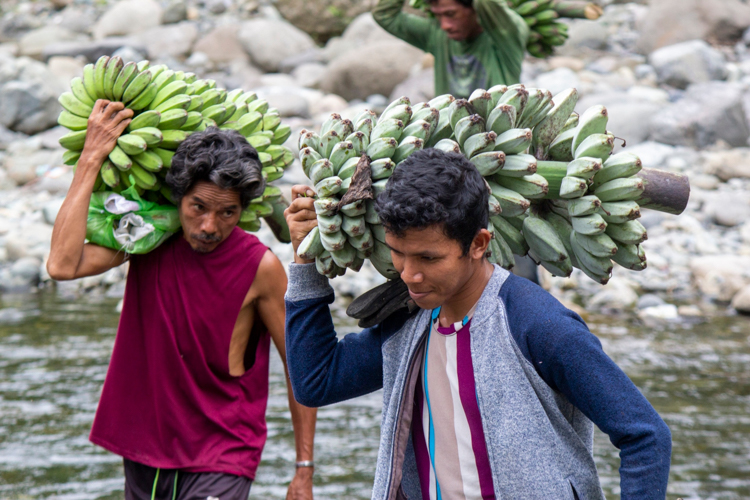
{"left": 200, "top": 213, "right": 218, "bottom": 234}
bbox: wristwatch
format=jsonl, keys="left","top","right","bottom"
{"left": 295, "top": 460, "right": 315, "bottom": 468}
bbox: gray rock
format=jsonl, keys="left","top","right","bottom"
{"left": 320, "top": 40, "right": 424, "bottom": 101}
{"left": 111, "top": 46, "right": 147, "bottom": 64}
{"left": 309, "top": 93, "right": 349, "bottom": 117}
{"left": 291, "top": 62, "right": 327, "bottom": 89}
{"left": 10, "top": 257, "right": 42, "bottom": 283}
{"left": 0, "top": 125, "right": 26, "bottom": 150}
{"left": 279, "top": 49, "right": 327, "bottom": 73}
{"left": 690, "top": 254, "right": 750, "bottom": 301}
{"left": 43, "top": 198, "right": 65, "bottom": 225}
{"left": 637, "top": 0, "right": 750, "bottom": 54}
{"left": 558, "top": 19, "right": 609, "bottom": 54}
{"left": 3, "top": 148, "right": 63, "bottom": 185}
{"left": 47, "top": 56, "right": 86, "bottom": 87}
{"left": 731, "top": 284, "right": 750, "bottom": 314}
{"left": 53, "top": 6, "right": 98, "bottom": 34}
{"left": 207, "top": 0, "right": 228, "bottom": 14}
{"left": 389, "top": 68, "right": 434, "bottom": 103}
{"left": 637, "top": 293, "right": 666, "bottom": 309}
{"left": 92, "top": 0, "right": 163, "bottom": 40}
{"left": 0, "top": 60, "right": 64, "bottom": 135}
{"left": 192, "top": 23, "right": 248, "bottom": 65}
{"left": 588, "top": 278, "right": 638, "bottom": 309}
{"left": 162, "top": 0, "right": 188, "bottom": 24}
{"left": 649, "top": 40, "right": 727, "bottom": 89}
{"left": 703, "top": 192, "right": 750, "bottom": 227}
{"left": 705, "top": 148, "right": 750, "bottom": 181}
{"left": 136, "top": 22, "right": 198, "bottom": 60}
{"left": 534, "top": 68, "right": 581, "bottom": 97}
{"left": 256, "top": 86, "right": 311, "bottom": 118}
{"left": 275, "top": 0, "right": 377, "bottom": 44}
{"left": 238, "top": 19, "right": 317, "bottom": 73}
{"left": 34, "top": 125, "right": 68, "bottom": 150}
{"left": 649, "top": 82, "right": 749, "bottom": 148}
{"left": 42, "top": 37, "right": 146, "bottom": 63}
{"left": 320, "top": 13, "right": 400, "bottom": 63}
{"left": 623, "top": 141, "right": 675, "bottom": 168}
{"left": 18, "top": 26, "right": 84, "bottom": 60}
{"left": 638, "top": 304, "right": 679, "bottom": 320}
{"left": 689, "top": 173, "right": 720, "bottom": 190}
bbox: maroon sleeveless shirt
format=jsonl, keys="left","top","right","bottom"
{"left": 90, "top": 227, "right": 271, "bottom": 479}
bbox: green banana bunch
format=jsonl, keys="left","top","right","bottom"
{"left": 295, "top": 88, "right": 685, "bottom": 285}
{"left": 59, "top": 58, "right": 296, "bottom": 244}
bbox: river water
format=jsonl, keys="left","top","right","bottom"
{"left": 0, "top": 289, "right": 748, "bottom": 499}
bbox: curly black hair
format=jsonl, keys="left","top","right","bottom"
{"left": 165, "top": 127, "right": 265, "bottom": 209}
{"left": 374, "top": 148, "right": 488, "bottom": 255}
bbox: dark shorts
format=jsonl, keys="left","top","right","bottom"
{"left": 123, "top": 459, "right": 253, "bottom": 500}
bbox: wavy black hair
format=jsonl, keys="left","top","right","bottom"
{"left": 165, "top": 127, "right": 265, "bottom": 209}
{"left": 374, "top": 148, "right": 488, "bottom": 255}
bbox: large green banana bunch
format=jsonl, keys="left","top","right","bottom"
{"left": 407, "top": 0, "right": 602, "bottom": 59}
{"left": 57, "top": 56, "right": 294, "bottom": 242}
{"left": 297, "top": 85, "right": 669, "bottom": 285}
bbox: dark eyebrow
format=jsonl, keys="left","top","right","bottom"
{"left": 190, "top": 196, "right": 239, "bottom": 211}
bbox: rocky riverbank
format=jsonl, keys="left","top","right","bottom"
{"left": 1, "top": 0, "right": 750, "bottom": 318}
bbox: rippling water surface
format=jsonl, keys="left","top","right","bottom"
{"left": 0, "top": 290, "right": 748, "bottom": 499}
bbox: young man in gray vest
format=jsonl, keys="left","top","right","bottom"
{"left": 283, "top": 148, "right": 671, "bottom": 499}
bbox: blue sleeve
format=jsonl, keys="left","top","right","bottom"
{"left": 284, "top": 263, "right": 386, "bottom": 407}
{"left": 500, "top": 274, "right": 672, "bottom": 500}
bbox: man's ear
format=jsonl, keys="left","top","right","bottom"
{"left": 471, "top": 228, "right": 492, "bottom": 260}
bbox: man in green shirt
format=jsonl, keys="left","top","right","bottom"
{"left": 373, "top": 0, "right": 529, "bottom": 98}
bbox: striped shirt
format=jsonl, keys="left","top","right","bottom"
{"left": 412, "top": 306, "right": 495, "bottom": 500}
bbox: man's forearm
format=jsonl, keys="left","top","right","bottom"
{"left": 372, "top": 0, "right": 434, "bottom": 51}
{"left": 47, "top": 153, "right": 102, "bottom": 279}
{"left": 286, "top": 375, "right": 317, "bottom": 462}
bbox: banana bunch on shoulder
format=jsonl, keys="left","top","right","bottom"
{"left": 57, "top": 56, "right": 294, "bottom": 242}
{"left": 296, "top": 95, "right": 457, "bottom": 279}
{"left": 297, "top": 87, "right": 684, "bottom": 285}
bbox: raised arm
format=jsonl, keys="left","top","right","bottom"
{"left": 253, "top": 249, "right": 318, "bottom": 500}
{"left": 47, "top": 100, "right": 133, "bottom": 281}
{"left": 372, "top": 0, "right": 437, "bottom": 52}
{"left": 501, "top": 275, "right": 672, "bottom": 500}
{"left": 282, "top": 186, "right": 387, "bottom": 407}
{"left": 474, "top": 0, "right": 530, "bottom": 82}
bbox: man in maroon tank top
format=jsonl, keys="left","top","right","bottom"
{"left": 47, "top": 100, "right": 318, "bottom": 500}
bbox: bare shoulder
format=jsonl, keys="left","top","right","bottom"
{"left": 247, "top": 249, "right": 288, "bottom": 301}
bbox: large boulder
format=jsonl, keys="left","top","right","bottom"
{"left": 135, "top": 22, "right": 198, "bottom": 59}
{"left": 238, "top": 19, "right": 317, "bottom": 73}
{"left": 389, "top": 68, "right": 434, "bottom": 103}
{"left": 18, "top": 26, "right": 84, "bottom": 60}
{"left": 690, "top": 254, "right": 750, "bottom": 302}
{"left": 637, "top": 0, "right": 750, "bottom": 54}
{"left": 92, "top": 0, "right": 163, "bottom": 40}
{"left": 0, "top": 58, "right": 65, "bottom": 135}
{"left": 320, "top": 40, "right": 424, "bottom": 101}
{"left": 649, "top": 82, "right": 749, "bottom": 148}
{"left": 649, "top": 40, "right": 727, "bottom": 89}
{"left": 192, "top": 23, "right": 248, "bottom": 65}
{"left": 275, "top": 0, "right": 377, "bottom": 43}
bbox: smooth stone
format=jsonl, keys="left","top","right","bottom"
{"left": 731, "top": 284, "right": 750, "bottom": 314}
{"left": 638, "top": 304, "right": 679, "bottom": 320}
{"left": 649, "top": 39, "right": 727, "bottom": 89}
{"left": 92, "top": 0, "right": 163, "bottom": 40}
{"left": 637, "top": 293, "right": 666, "bottom": 309}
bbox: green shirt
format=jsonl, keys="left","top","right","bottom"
{"left": 373, "top": 0, "right": 529, "bottom": 98}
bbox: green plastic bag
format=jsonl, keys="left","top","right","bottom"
{"left": 86, "top": 185, "right": 181, "bottom": 254}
